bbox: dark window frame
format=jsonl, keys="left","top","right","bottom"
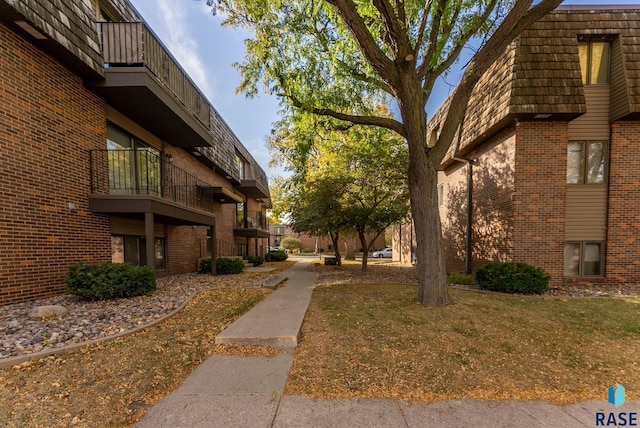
{"left": 566, "top": 141, "right": 608, "bottom": 185}
{"left": 111, "top": 234, "right": 166, "bottom": 269}
{"left": 578, "top": 39, "right": 611, "bottom": 85}
{"left": 564, "top": 241, "right": 604, "bottom": 278}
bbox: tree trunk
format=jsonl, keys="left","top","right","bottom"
{"left": 330, "top": 231, "right": 342, "bottom": 266}
{"left": 358, "top": 230, "right": 369, "bottom": 272}
{"left": 399, "top": 75, "right": 450, "bottom": 306}
{"left": 408, "top": 144, "right": 449, "bottom": 306}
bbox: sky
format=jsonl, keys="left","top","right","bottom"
{"left": 128, "top": 0, "right": 640, "bottom": 179}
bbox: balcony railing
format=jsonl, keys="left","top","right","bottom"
{"left": 236, "top": 211, "right": 268, "bottom": 231}
{"left": 90, "top": 149, "right": 215, "bottom": 213}
{"left": 99, "top": 22, "right": 210, "bottom": 128}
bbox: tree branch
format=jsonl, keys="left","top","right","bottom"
{"left": 372, "top": 0, "right": 412, "bottom": 57}
{"left": 335, "top": 58, "right": 395, "bottom": 95}
{"left": 284, "top": 93, "right": 406, "bottom": 137}
{"left": 430, "top": 0, "right": 563, "bottom": 163}
{"left": 326, "top": 0, "right": 399, "bottom": 86}
{"left": 414, "top": 0, "right": 434, "bottom": 56}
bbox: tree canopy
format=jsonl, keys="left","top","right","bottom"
{"left": 269, "top": 108, "right": 409, "bottom": 269}
{"left": 215, "top": 0, "right": 563, "bottom": 305}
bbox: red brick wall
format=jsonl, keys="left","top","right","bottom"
{"left": 164, "top": 225, "right": 207, "bottom": 275}
{"left": 440, "top": 128, "right": 516, "bottom": 273}
{"left": 0, "top": 24, "right": 111, "bottom": 305}
{"left": 512, "top": 121, "right": 567, "bottom": 284}
{"left": 606, "top": 122, "right": 640, "bottom": 284}
{"left": 296, "top": 234, "right": 385, "bottom": 254}
{"left": 162, "top": 146, "right": 237, "bottom": 269}
{"left": 469, "top": 131, "right": 516, "bottom": 269}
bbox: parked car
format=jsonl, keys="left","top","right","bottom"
{"left": 372, "top": 248, "right": 393, "bottom": 258}
{"left": 267, "top": 246, "right": 281, "bottom": 252}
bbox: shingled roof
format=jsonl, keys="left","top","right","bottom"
{"left": 436, "top": 5, "right": 640, "bottom": 167}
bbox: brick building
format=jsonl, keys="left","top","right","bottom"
{"left": 268, "top": 224, "right": 385, "bottom": 256}
{"left": 393, "top": 5, "right": 640, "bottom": 287}
{"left": 0, "top": 0, "right": 270, "bottom": 305}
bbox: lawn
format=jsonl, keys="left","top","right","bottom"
{"left": 0, "top": 274, "right": 285, "bottom": 427}
{"left": 2, "top": 260, "right": 639, "bottom": 427}
{"left": 286, "top": 278, "right": 640, "bottom": 404}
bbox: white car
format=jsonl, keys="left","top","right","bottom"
{"left": 372, "top": 248, "right": 393, "bottom": 258}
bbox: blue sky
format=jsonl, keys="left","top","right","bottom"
{"left": 128, "top": 0, "right": 640, "bottom": 178}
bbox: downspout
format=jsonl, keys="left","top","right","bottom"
{"left": 465, "top": 162, "right": 473, "bottom": 275}
{"left": 452, "top": 157, "right": 476, "bottom": 274}
{"left": 450, "top": 115, "right": 476, "bottom": 274}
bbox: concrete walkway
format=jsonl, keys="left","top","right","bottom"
{"left": 136, "top": 260, "right": 638, "bottom": 427}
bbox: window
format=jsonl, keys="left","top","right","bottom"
{"left": 107, "top": 123, "right": 161, "bottom": 196}
{"left": 236, "top": 154, "right": 247, "bottom": 179}
{"left": 111, "top": 235, "right": 165, "bottom": 269}
{"left": 578, "top": 40, "right": 610, "bottom": 85}
{"left": 237, "top": 244, "right": 248, "bottom": 257}
{"left": 566, "top": 142, "right": 606, "bottom": 184}
{"left": 564, "top": 242, "right": 603, "bottom": 277}
{"left": 437, "top": 184, "right": 444, "bottom": 207}
{"left": 236, "top": 202, "right": 246, "bottom": 227}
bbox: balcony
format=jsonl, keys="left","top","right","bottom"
{"left": 234, "top": 211, "right": 269, "bottom": 238}
{"left": 89, "top": 149, "right": 230, "bottom": 226}
{"left": 86, "top": 22, "right": 212, "bottom": 149}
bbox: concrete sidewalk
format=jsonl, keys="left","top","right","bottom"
{"left": 136, "top": 260, "right": 637, "bottom": 427}
{"left": 215, "top": 261, "right": 318, "bottom": 348}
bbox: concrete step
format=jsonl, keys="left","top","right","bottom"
{"left": 215, "top": 261, "right": 317, "bottom": 348}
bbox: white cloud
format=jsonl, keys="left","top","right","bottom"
{"left": 155, "top": 0, "right": 216, "bottom": 100}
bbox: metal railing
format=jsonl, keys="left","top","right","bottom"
{"left": 235, "top": 211, "right": 268, "bottom": 230}
{"left": 99, "top": 22, "right": 210, "bottom": 128}
{"left": 216, "top": 240, "right": 237, "bottom": 258}
{"left": 90, "top": 149, "right": 215, "bottom": 213}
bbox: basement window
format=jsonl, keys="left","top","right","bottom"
{"left": 112, "top": 235, "right": 165, "bottom": 269}
{"left": 564, "top": 242, "right": 603, "bottom": 277}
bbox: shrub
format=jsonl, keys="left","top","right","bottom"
{"left": 281, "top": 237, "right": 302, "bottom": 252}
{"left": 475, "top": 262, "right": 550, "bottom": 295}
{"left": 216, "top": 257, "right": 245, "bottom": 275}
{"left": 447, "top": 272, "right": 475, "bottom": 285}
{"left": 66, "top": 263, "right": 156, "bottom": 301}
{"left": 265, "top": 250, "right": 288, "bottom": 262}
{"left": 248, "top": 256, "right": 264, "bottom": 267}
{"left": 198, "top": 258, "right": 212, "bottom": 274}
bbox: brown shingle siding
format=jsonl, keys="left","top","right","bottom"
{"left": 4, "top": 0, "right": 105, "bottom": 77}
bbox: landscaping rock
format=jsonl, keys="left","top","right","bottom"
{"left": 28, "top": 305, "right": 69, "bottom": 320}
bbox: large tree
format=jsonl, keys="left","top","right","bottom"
{"left": 269, "top": 109, "right": 409, "bottom": 269}
{"left": 216, "top": 0, "right": 562, "bottom": 305}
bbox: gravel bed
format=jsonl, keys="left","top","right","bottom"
{"left": 0, "top": 272, "right": 272, "bottom": 361}
{"left": 452, "top": 282, "right": 640, "bottom": 298}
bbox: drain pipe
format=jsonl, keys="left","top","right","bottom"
{"left": 453, "top": 157, "right": 477, "bottom": 274}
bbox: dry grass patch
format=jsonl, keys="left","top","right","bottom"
{"left": 0, "top": 287, "right": 278, "bottom": 427}
{"left": 286, "top": 282, "right": 640, "bottom": 404}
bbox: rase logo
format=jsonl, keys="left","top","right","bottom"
{"left": 596, "top": 384, "right": 637, "bottom": 426}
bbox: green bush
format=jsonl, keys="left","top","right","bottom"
{"left": 248, "top": 256, "right": 264, "bottom": 267}
{"left": 265, "top": 250, "right": 288, "bottom": 262}
{"left": 66, "top": 263, "right": 156, "bottom": 301}
{"left": 216, "top": 257, "right": 245, "bottom": 275}
{"left": 447, "top": 272, "right": 475, "bottom": 285}
{"left": 475, "top": 262, "right": 550, "bottom": 295}
{"left": 198, "top": 258, "right": 212, "bottom": 274}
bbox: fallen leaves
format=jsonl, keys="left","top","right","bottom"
{"left": 0, "top": 274, "right": 282, "bottom": 428}
{"left": 287, "top": 264, "right": 640, "bottom": 405}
